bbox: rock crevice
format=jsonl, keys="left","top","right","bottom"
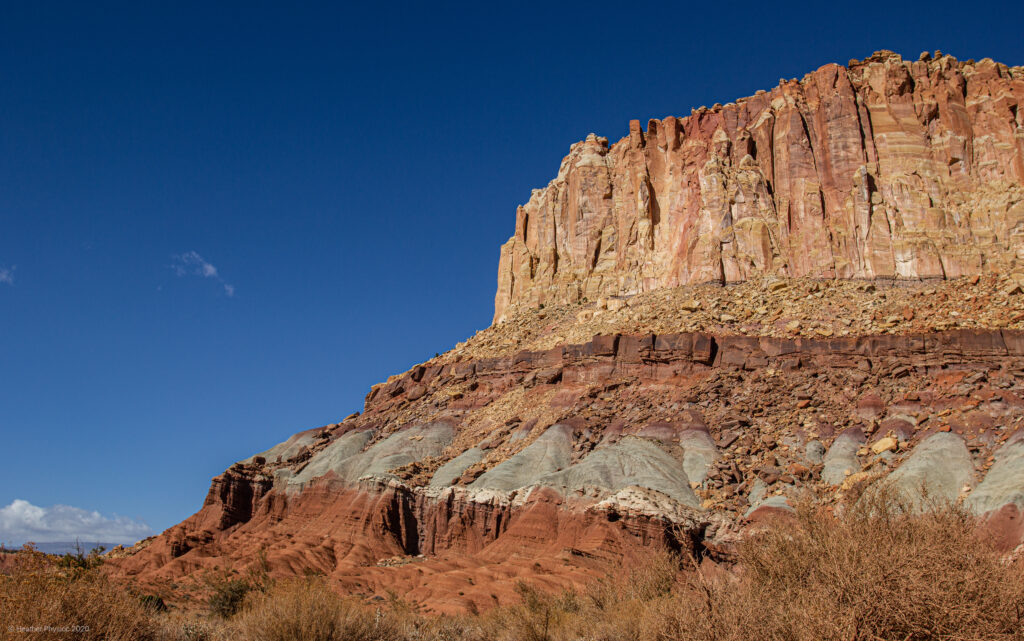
{"left": 494, "top": 52, "right": 1024, "bottom": 322}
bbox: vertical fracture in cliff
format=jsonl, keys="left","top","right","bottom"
{"left": 494, "top": 51, "right": 1024, "bottom": 323}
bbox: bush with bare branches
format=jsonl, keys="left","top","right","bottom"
{"left": 0, "top": 546, "right": 158, "bottom": 641}
{"left": 4, "top": 493, "right": 1024, "bottom": 641}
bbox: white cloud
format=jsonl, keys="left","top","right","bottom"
{"left": 0, "top": 265, "right": 14, "bottom": 285}
{"left": 0, "top": 499, "right": 152, "bottom": 545}
{"left": 171, "top": 251, "right": 234, "bottom": 296}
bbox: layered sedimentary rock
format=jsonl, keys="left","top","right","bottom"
{"left": 113, "top": 326, "right": 1024, "bottom": 612}
{"left": 494, "top": 51, "right": 1024, "bottom": 322}
{"left": 111, "top": 52, "right": 1024, "bottom": 614}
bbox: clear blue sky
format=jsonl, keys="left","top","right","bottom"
{"left": 2, "top": 1, "right": 1022, "bottom": 543}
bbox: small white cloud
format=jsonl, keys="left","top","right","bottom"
{"left": 0, "top": 265, "right": 14, "bottom": 285}
{"left": 171, "top": 251, "right": 234, "bottom": 296}
{"left": 0, "top": 499, "right": 152, "bottom": 545}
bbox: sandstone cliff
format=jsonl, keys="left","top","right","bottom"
{"left": 110, "top": 52, "right": 1024, "bottom": 615}
{"left": 494, "top": 51, "right": 1024, "bottom": 322}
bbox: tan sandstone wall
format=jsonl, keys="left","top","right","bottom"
{"left": 494, "top": 51, "right": 1024, "bottom": 323}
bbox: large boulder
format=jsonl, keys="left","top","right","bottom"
{"left": 822, "top": 431, "right": 865, "bottom": 485}
{"left": 678, "top": 430, "right": 719, "bottom": 485}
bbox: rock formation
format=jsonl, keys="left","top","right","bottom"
{"left": 110, "top": 52, "right": 1024, "bottom": 614}
{"left": 494, "top": 51, "right": 1024, "bottom": 323}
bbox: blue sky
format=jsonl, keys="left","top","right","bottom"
{"left": 2, "top": 1, "right": 1022, "bottom": 544}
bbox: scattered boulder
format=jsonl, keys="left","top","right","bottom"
{"left": 870, "top": 436, "right": 899, "bottom": 455}
{"left": 805, "top": 440, "right": 826, "bottom": 465}
{"left": 744, "top": 493, "right": 795, "bottom": 518}
{"left": 678, "top": 430, "right": 719, "bottom": 485}
{"left": 855, "top": 393, "right": 886, "bottom": 421}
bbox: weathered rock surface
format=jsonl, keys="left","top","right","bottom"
{"left": 495, "top": 52, "right": 1024, "bottom": 322}
{"left": 283, "top": 429, "right": 374, "bottom": 490}
{"left": 967, "top": 432, "right": 1024, "bottom": 514}
{"left": 111, "top": 327, "right": 1024, "bottom": 612}
{"left": 108, "top": 52, "right": 1024, "bottom": 614}
{"left": 878, "top": 432, "right": 974, "bottom": 508}
{"left": 538, "top": 437, "right": 699, "bottom": 506}
{"left": 429, "top": 448, "right": 484, "bottom": 488}
{"left": 822, "top": 431, "right": 866, "bottom": 485}
{"left": 471, "top": 424, "right": 572, "bottom": 491}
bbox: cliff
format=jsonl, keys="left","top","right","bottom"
{"left": 109, "top": 52, "right": 1024, "bottom": 614}
{"left": 494, "top": 51, "right": 1024, "bottom": 322}
{"left": 111, "top": 275, "right": 1024, "bottom": 613}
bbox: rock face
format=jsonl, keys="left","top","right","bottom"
{"left": 110, "top": 52, "right": 1024, "bottom": 615}
{"left": 879, "top": 431, "right": 974, "bottom": 509}
{"left": 112, "top": 327, "right": 1024, "bottom": 612}
{"left": 494, "top": 51, "right": 1024, "bottom": 322}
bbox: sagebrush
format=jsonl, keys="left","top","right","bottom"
{"left": 3, "top": 496, "right": 1023, "bottom": 641}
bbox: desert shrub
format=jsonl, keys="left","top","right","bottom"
{"left": 586, "top": 547, "right": 679, "bottom": 610}
{"left": 464, "top": 552, "right": 678, "bottom": 641}
{"left": 0, "top": 546, "right": 159, "bottom": 641}
{"left": 206, "top": 575, "right": 252, "bottom": 619}
{"left": 229, "top": 577, "right": 405, "bottom": 641}
{"left": 8, "top": 493, "right": 1022, "bottom": 641}
{"left": 153, "top": 615, "right": 226, "bottom": 641}
{"left": 483, "top": 582, "right": 580, "bottom": 641}
{"left": 649, "top": 493, "right": 1024, "bottom": 641}
{"left": 56, "top": 543, "right": 106, "bottom": 574}
{"left": 205, "top": 550, "right": 273, "bottom": 619}
{"left": 141, "top": 593, "right": 168, "bottom": 612}
{"left": 416, "top": 495, "right": 1024, "bottom": 641}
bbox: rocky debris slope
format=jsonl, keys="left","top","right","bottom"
{"left": 459, "top": 272, "right": 1024, "bottom": 360}
{"left": 494, "top": 51, "right": 1024, "bottom": 322}
{"left": 112, "top": 322, "right": 1024, "bottom": 612}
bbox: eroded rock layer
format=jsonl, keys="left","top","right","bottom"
{"left": 494, "top": 51, "right": 1024, "bottom": 322}
{"left": 111, "top": 52, "right": 1024, "bottom": 614}
{"left": 113, "top": 327, "right": 1024, "bottom": 612}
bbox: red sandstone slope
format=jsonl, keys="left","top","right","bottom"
{"left": 111, "top": 316, "right": 1024, "bottom": 612}
{"left": 109, "top": 52, "right": 1024, "bottom": 614}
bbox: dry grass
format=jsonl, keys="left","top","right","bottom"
{"left": 226, "top": 578, "right": 408, "bottom": 641}
{"left": 660, "top": 494, "right": 1024, "bottom": 641}
{"left": 4, "top": 497, "right": 1024, "bottom": 641}
{"left": 0, "top": 547, "right": 158, "bottom": 641}
{"left": 440, "top": 494, "right": 1024, "bottom": 641}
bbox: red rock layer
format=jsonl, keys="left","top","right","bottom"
{"left": 112, "top": 329, "right": 1024, "bottom": 613}
{"left": 113, "top": 479, "right": 692, "bottom": 614}
{"left": 494, "top": 52, "right": 1024, "bottom": 322}
{"left": 365, "top": 329, "right": 1024, "bottom": 411}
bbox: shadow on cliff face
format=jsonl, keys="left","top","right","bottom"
{"left": 6, "top": 490, "right": 1024, "bottom": 641}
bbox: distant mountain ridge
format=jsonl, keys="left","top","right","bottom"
{"left": 3, "top": 541, "right": 120, "bottom": 555}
